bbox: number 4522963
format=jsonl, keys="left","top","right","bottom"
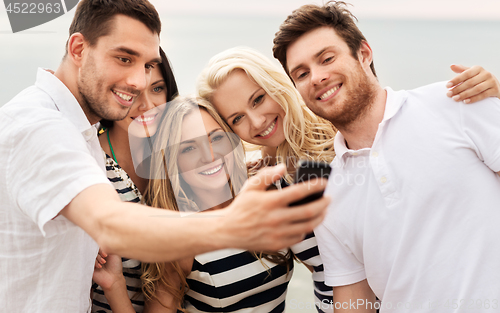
{"left": 6, "top": 2, "right": 62, "bottom": 14}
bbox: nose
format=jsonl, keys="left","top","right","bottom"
{"left": 137, "top": 89, "right": 155, "bottom": 112}
{"left": 248, "top": 111, "right": 266, "bottom": 131}
{"left": 127, "top": 65, "right": 148, "bottom": 93}
{"left": 199, "top": 139, "right": 215, "bottom": 163}
{"left": 311, "top": 66, "right": 329, "bottom": 86}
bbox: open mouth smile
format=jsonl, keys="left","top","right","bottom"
{"left": 317, "top": 84, "right": 342, "bottom": 101}
{"left": 112, "top": 89, "right": 134, "bottom": 106}
{"left": 132, "top": 114, "right": 157, "bottom": 126}
{"left": 199, "top": 163, "right": 224, "bottom": 176}
{"left": 256, "top": 117, "right": 278, "bottom": 139}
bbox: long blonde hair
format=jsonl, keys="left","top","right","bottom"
{"left": 197, "top": 47, "right": 337, "bottom": 182}
{"left": 142, "top": 96, "right": 247, "bottom": 311}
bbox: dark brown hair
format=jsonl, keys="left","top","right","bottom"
{"left": 273, "top": 0, "right": 376, "bottom": 77}
{"left": 67, "top": 0, "right": 161, "bottom": 53}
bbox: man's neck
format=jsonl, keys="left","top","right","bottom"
{"left": 340, "top": 88, "right": 387, "bottom": 151}
{"left": 54, "top": 60, "right": 100, "bottom": 125}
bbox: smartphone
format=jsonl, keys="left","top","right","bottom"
{"left": 289, "top": 159, "right": 332, "bottom": 206}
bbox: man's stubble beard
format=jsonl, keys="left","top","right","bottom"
{"left": 78, "top": 53, "right": 131, "bottom": 123}
{"left": 317, "top": 65, "right": 377, "bottom": 132}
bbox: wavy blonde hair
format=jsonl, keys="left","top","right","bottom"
{"left": 196, "top": 47, "right": 337, "bottom": 183}
{"left": 141, "top": 96, "right": 289, "bottom": 311}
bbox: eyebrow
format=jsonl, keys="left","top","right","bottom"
{"left": 208, "top": 128, "right": 223, "bottom": 137}
{"left": 112, "top": 46, "right": 162, "bottom": 64}
{"left": 225, "top": 87, "right": 261, "bottom": 121}
{"left": 289, "top": 46, "right": 331, "bottom": 77}
{"left": 179, "top": 128, "right": 223, "bottom": 145}
{"left": 151, "top": 79, "right": 165, "bottom": 86}
{"left": 112, "top": 46, "right": 140, "bottom": 56}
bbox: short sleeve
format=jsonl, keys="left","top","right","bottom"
{"left": 5, "top": 110, "right": 111, "bottom": 237}
{"left": 314, "top": 220, "right": 366, "bottom": 287}
{"left": 460, "top": 98, "right": 500, "bottom": 172}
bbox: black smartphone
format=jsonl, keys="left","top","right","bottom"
{"left": 289, "top": 159, "right": 332, "bottom": 206}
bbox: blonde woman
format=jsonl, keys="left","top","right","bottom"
{"left": 141, "top": 95, "right": 312, "bottom": 312}
{"left": 196, "top": 46, "right": 337, "bottom": 313}
{"left": 198, "top": 47, "right": 337, "bottom": 184}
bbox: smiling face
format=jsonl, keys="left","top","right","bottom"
{"left": 177, "top": 109, "right": 235, "bottom": 197}
{"left": 115, "top": 66, "right": 166, "bottom": 138}
{"left": 286, "top": 26, "right": 376, "bottom": 129}
{"left": 211, "top": 70, "right": 286, "bottom": 148}
{"left": 78, "top": 14, "right": 161, "bottom": 124}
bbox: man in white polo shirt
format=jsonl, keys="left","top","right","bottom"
{"left": 0, "top": 0, "right": 330, "bottom": 311}
{"left": 272, "top": 2, "right": 500, "bottom": 312}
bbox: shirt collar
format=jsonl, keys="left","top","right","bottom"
{"left": 34, "top": 68, "right": 93, "bottom": 134}
{"left": 382, "top": 86, "right": 408, "bottom": 124}
{"left": 333, "top": 86, "right": 408, "bottom": 167}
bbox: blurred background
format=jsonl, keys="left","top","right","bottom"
{"left": 1, "top": 0, "right": 500, "bottom": 106}
{"left": 1, "top": 0, "right": 499, "bottom": 311}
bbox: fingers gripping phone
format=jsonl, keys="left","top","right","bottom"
{"left": 289, "top": 160, "right": 332, "bottom": 206}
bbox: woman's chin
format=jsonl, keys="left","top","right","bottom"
{"left": 128, "top": 124, "right": 159, "bottom": 138}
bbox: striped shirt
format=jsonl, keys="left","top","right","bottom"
{"left": 184, "top": 233, "right": 333, "bottom": 312}
{"left": 91, "top": 153, "right": 145, "bottom": 313}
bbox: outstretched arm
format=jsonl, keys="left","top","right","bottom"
{"left": 446, "top": 65, "right": 500, "bottom": 104}
{"left": 61, "top": 164, "right": 329, "bottom": 262}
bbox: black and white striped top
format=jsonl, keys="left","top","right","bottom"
{"left": 91, "top": 153, "right": 145, "bottom": 313}
{"left": 184, "top": 232, "right": 333, "bottom": 312}
{"left": 292, "top": 233, "right": 333, "bottom": 313}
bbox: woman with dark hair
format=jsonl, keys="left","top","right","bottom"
{"left": 91, "top": 47, "right": 178, "bottom": 313}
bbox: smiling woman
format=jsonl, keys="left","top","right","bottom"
{"left": 211, "top": 69, "right": 287, "bottom": 148}
{"left": 138, "top": 95, "right": 323, "bottom": 313}
{"left": 197, "top": 47, "right": 337, "bottom": 183}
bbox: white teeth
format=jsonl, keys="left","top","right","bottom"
{"left": 320, "top": 85, "right": 340, "bottom": 100}
{"left": 259, "top": 119, "right": 276, "bottom": 137}
{"left": 200, "top": 164, "right": 223, "bottom": 175}
{"left": 113, "top": 90, "right": 132, "bottom": 101}
{"left": 135, "top": 116, "right": 154, "bottom": 123}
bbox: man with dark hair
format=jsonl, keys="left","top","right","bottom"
{"left": 0, "top": 0, "right": 329, "bottom": 311}
{"left": 273, "top": 1, "right": 500, "bottom": 312}
{"left": 273, "top": 1, "right": 376, "bottom": 78}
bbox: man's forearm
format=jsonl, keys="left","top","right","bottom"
{"left": 62, "top": 165, "right": 329, "bottom": 262}
{"left": 62, "top": 184, "right": 225, "bottom": 262}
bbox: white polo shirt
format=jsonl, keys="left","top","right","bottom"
{"left": 315, "top": 82, "right": 500, "bottom": 312}
{"left": 0, "top": 68, "right": 111, "bottom": 312}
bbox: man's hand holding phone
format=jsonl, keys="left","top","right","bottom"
{"left": 217, "top": 163, "right": 330, "bottom": 251}
{"left": 290, "top": 160, "right": 332, "bottom": 206}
